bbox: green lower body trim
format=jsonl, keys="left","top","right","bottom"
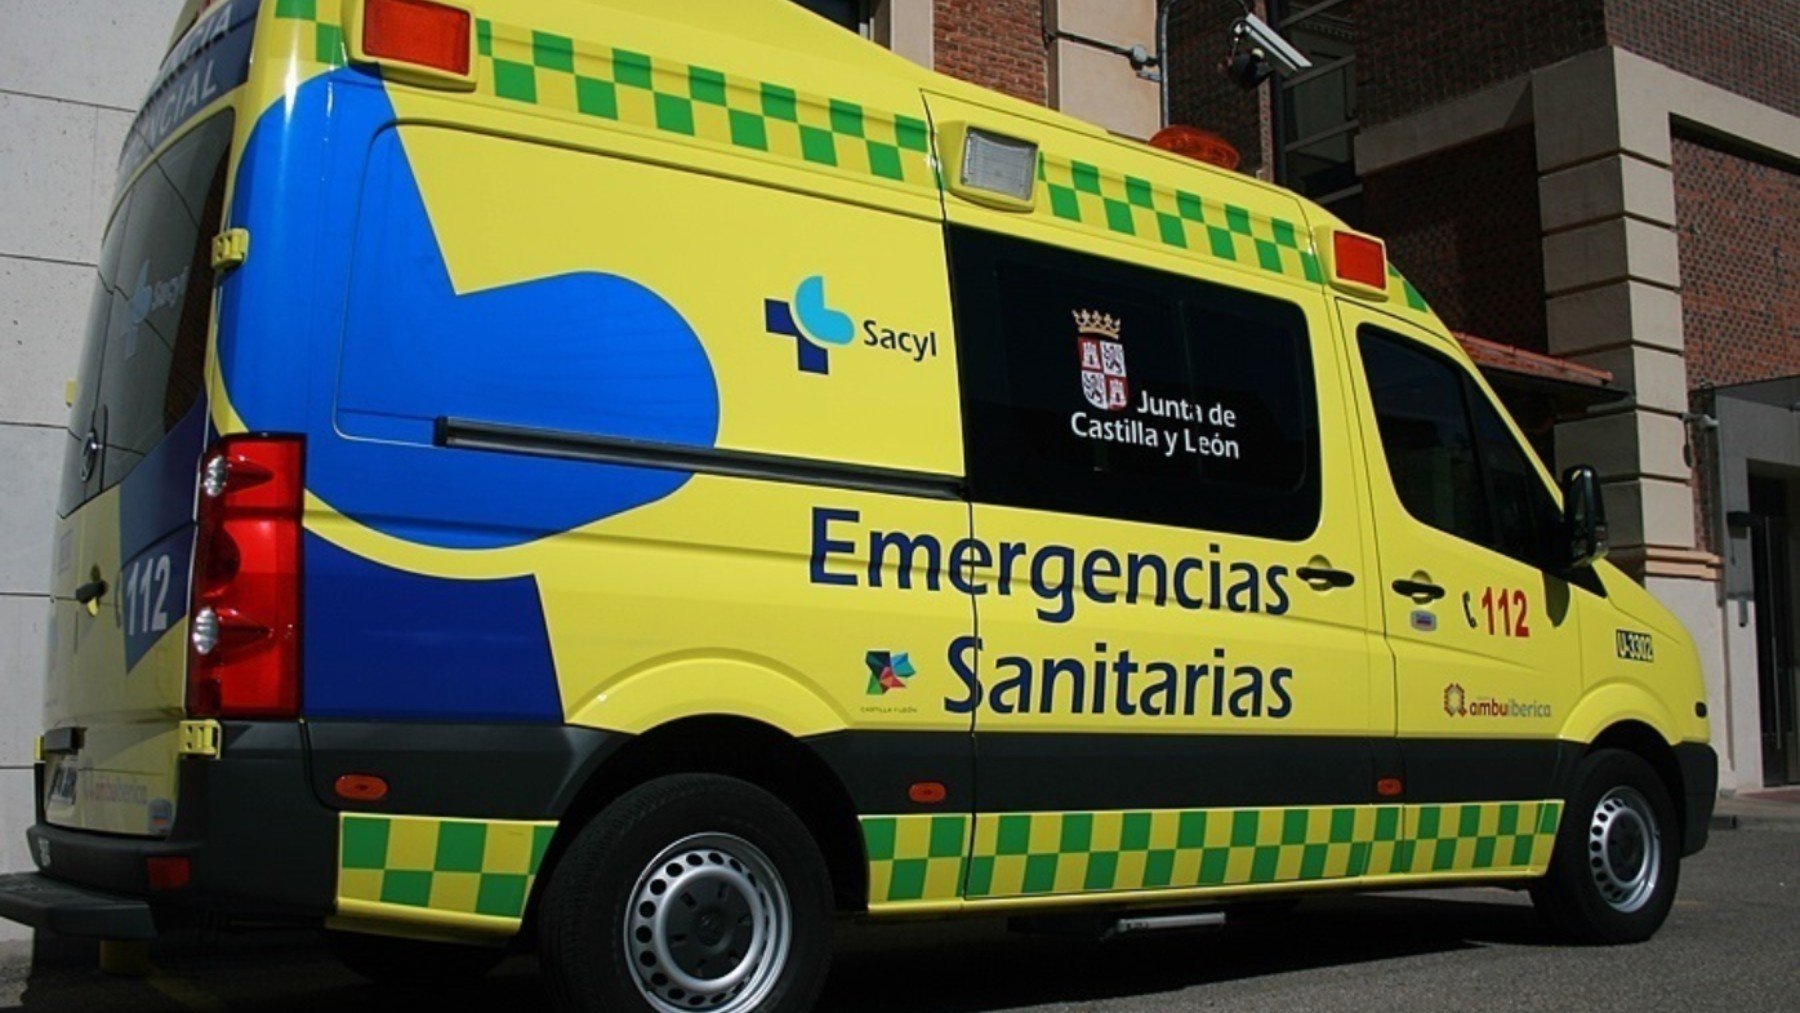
{"left": 336, "top": 814, "right": 558, "bottom": 934}
{"left": 863, "top": 801, "right": 1562, "bottom": 907}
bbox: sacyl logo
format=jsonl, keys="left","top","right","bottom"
{"left": 764, "top": 275, "right": 938, "bottom": 375}
{"left": 123, "top": 261, "right": 191, "bottom": 359}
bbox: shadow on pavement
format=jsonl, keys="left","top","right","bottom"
{"left": 818, "top": 890, "right": 1548, "bottom": 1011}
{"left": 8, "top": 890, "right": 1553, "bottom": 1011}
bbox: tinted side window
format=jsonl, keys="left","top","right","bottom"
{"left": 951, "top": 227, "right": 1320, "bottom": 540}
{"left": 1469, "top": 385, "right": 1564, "bottom": 569}
{"left": 1359, "top": 327, "right": 1563, "bottom": 569}
{"left": 1357, "top": 330, "right": 1490, "bottom": 546}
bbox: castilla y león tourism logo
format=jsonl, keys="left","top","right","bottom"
{"left": 1076, "top": 309, "right": 1129, "bottom": 411}
{"left": 865, "top": 650, "right": 915, "bottom": 696}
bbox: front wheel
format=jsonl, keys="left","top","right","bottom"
{"left": 1530, "top": 749, "right": 1680, "bottom": 944}
{"left": 539, "top": 774, "right": 834, "bottom": 1012}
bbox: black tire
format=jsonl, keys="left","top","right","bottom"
{"left": 327, "top": 929, "right": 506, "bottom": 988}
{"left": 1530, "top": 749, "right": 1681, "bottom": 944}
{"left": 540, "top": 774, "right": 834, "bottom": 1013}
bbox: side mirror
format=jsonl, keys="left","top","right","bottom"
{"left": 1562, "top": 465, "right": 1608, "bottom": 569}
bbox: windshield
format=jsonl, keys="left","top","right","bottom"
{"left": 60, "top": 112, "right": 234, "bottom": 516}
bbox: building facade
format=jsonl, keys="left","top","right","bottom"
{"left": 1165, "top": 0, "right": 1799, "bottom": 791}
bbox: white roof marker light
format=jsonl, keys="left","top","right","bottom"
{"left": 940, "top": 122, "right": 1040, "bottom": 211}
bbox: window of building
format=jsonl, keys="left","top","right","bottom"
{"left": 951, "top": 226, "right": 1321, "bottom": 540}
{"left": 1271, "top": 0, "right": 1361, "bottom": 223}
{"left": 1358, "top": 327, "right": 1564, "bottom": 570}
{"left": 791, "top": 0, "right": 874, "bottom": 35}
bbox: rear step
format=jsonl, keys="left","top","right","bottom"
{"left": 1010, "top": 909, "right": 1227, "bottom": 940}
{"left": 0, "top": 872, "right": 156, "bottom": 940}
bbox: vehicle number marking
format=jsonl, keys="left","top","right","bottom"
{"left": 1616, "top": 629, "right": 1655, "bottom": 662}
{"left": 121, "top": 552, "right": 173, "bottom": 638}
{"left": 1478, "top": 587, "right": 1531, "bottom": 638}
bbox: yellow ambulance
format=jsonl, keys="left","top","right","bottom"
{"left": 0, "top": 0, "right": 1717, "bottom": 1009}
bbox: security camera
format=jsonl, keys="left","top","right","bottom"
{"left": 1226, "top": 13, "right": 1312, "bottom": 88}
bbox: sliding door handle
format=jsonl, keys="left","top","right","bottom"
{"left": 1296, "top": 565, "right": 1356, "bottom": 589}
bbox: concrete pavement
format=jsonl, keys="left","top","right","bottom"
{"left": 2, "top": 824, "right": 1795, "bottom": 1011}
{"left": 1714, "top": 789, "right": 1800, "bottom": 831}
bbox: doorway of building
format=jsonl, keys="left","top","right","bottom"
{"left": 1747, "top": 475, "right": 1798, "bottom": 785}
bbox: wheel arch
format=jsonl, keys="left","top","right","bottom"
{"left": 531, "top": 715, "right": 869, "bottom": 929}
{"left": 1586, "top": 720, "right": 1686, "bottom": 841}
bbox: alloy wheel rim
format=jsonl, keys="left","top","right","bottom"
{"left": 1587, "top": 786, "right": 1661, "bottom": 913}
{"left": 623, "top": 833, "right": 791, "bottom": 1012}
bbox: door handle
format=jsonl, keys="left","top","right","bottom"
{"left": 74, "top": 579, "right": 108, "bottom": 605}
{"left": 1296, "top": 565, "right": 1356, "bottom": 589}
{"left": 1391, "top": 578, "right": 1445, "bottom": 602}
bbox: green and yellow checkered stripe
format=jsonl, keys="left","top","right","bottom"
{"left": 863, "top": 801, "right": 1560, "bottom": 907}
{"left": 1393, "top": 800, "right": 1562, "bottom": 876}
{"left": 1037, "top": 152, "right": 1322, "bottom": 286}
{"left": 271, "top": 0, "right": 348, "bottom": 66}
{"left": 474, "top": 19, "right": 935, "bottom": 191}
{"left": 269, "top": 7, "right": 934, "bottom": 189}
{"left": 337, "top": 814, "right": 556, "bottom": 929}
{"left": 1387, "top": 263, "right": 1430, "bottom": 313}
{"left": 863, "top": 814, "right": 972, "bottom": 905}
{"left": 269, "top": 4, "right": 1440, "bottom": 318}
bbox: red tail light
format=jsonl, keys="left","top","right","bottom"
{"left": 188, "top": 436, "right": 304, "bottom": 719}
{"left": 362, "top": 0, "right": 473, "bottom": 76}
{"left": 146, "top": 856, "right": 192, "bottom": 891}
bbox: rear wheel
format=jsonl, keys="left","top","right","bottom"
{"left": 327, "top": 929, "right": 505, "bottom": 988}
{"left": 1531, "top": 749, "right": 1680, "bottom": 944}
{"left": 540, "top": 774, "right": 833, "bottom": 1012}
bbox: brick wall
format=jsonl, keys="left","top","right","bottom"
{"left": 933, "top": 0, "right": 1047, "bottom": 105}
{"left": 1358, "top": 0, "right": 1607, "bottom": 126}
{"left": 1607, "top": 0, "right": 1800, "bottom": 117}
{"left": 1165, "top": 0, "right": 1268, "bottom": 175}
{"left": 1361, "top": 128, "right": 1548, "bottom": 351}
{"left": 1673, "top": 135, "right": 1800, "bottom": 391}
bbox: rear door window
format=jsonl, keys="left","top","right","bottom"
{"left": 60, "top": 112, "right": 232, "bottom": 514}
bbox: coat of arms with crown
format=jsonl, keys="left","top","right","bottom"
{"left": 1075, "top": 309, "right": 1128, "bottom": 411}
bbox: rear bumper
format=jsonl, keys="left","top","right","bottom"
{"left": 1675, "top": 742, "right": 1718, "bottom": 857}
{"left": 9, "top": 720, "right": 622, "bottom": 938}
{"left": 25, "top": 722, "right": 335, "bottom": 927}
{"left": 0, "top": 872, "right": 156, "bottom": 941}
